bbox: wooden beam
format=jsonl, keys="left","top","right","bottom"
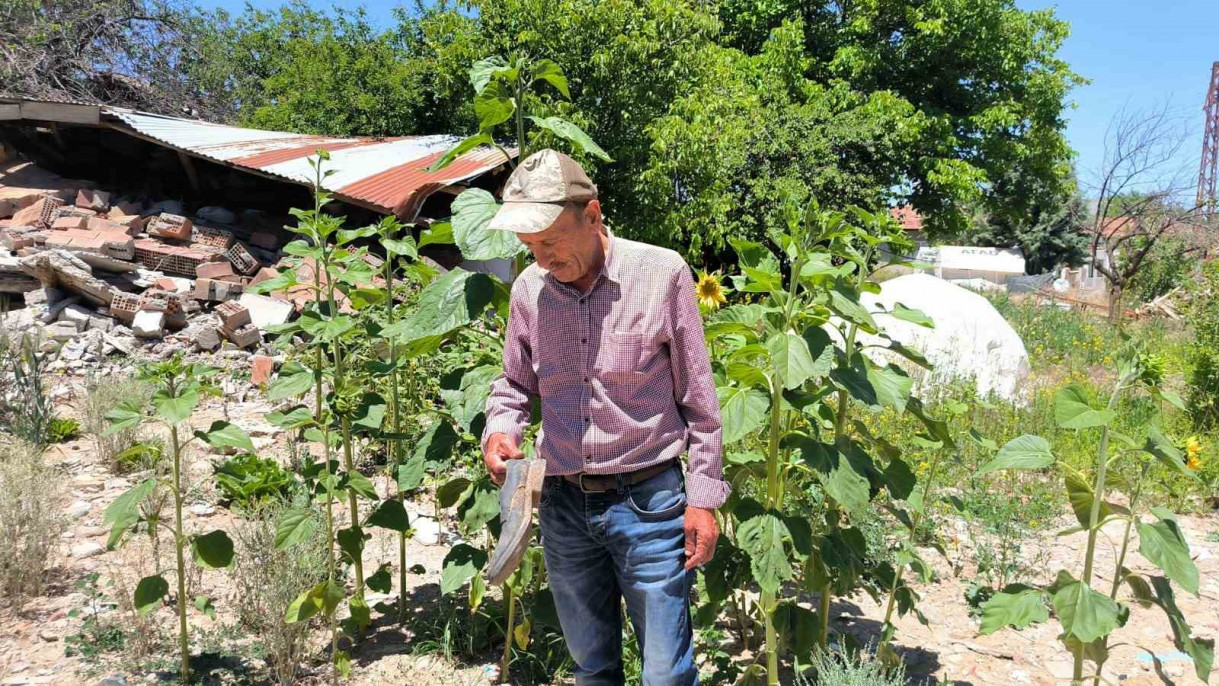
{"left": 177, "top": 151, "right": 200, "bottom": 192}
{"left": 0, "top": 104, "right": 19, "bottom": 121}
{"left": 19, "top": 101, "right": 100, "bottom": 125}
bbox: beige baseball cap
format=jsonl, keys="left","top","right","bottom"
{"left": 487, "top": 149, "right": 598, "bottom": 234}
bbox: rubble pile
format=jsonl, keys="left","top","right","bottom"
{"left": 0, "top": 162, "right": 300, "bottom": 362}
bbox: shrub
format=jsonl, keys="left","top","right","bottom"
{"left": 213, "top": 453, "right": 295, "bottom": 509}
{"left": 230, "top": 501, "right": 328, "bottom": 686}
{"left": 0, "top": 439, "right": 66, "bottom": 609}
{"left": 796, "top": 646, "right": 907, "bottom": 686}
{"left": 82, "top": 374, "right": 152, "bottom": 473}
{"left": 113, "top": 439, "right": 166, "bottom": 474}
{"left": 1130, "top": 236, "right": 1194, "bottom": 303}
{"left": 47, "top": 417, "right": 81, "bottom": 443}
{"left": 1187, "top": 261, "right": 1219, "bottom": 429}
{"left": 2, "top": 334, "right": 53, "bottom": 447}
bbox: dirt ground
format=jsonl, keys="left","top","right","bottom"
{"left": 1, "top": 373, "right": 1215, "bottom": 686}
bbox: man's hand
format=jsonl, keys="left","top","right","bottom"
{"left": 484, "top": 432, "right": 525, "bottom": 486}
{"left": 683, "top": 506, "right": 718, "bottom": 570}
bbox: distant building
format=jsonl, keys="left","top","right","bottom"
{"left": 889, "top": 205, "right": 926, "bottom": 247}
{"left": 915, "top": 245, "right": 1026, "bottom": 287}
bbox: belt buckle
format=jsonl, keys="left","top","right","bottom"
{"left": 577, "top": 473, "right": 597, "bottom": 494}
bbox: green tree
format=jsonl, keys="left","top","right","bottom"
{"left": 966, "top": 169, "right": 1090, "bottom": 274}
{"left": 180, "top": 1, "right": 422, "bottom": 135}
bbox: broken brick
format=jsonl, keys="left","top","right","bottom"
{"left": 191, "top": 225, "right": 235, "bottom": 250}
{"left": 75, "top": 189, "right": 110, "bottom": 212}
{"left": 109, "top": 292, "right": 140, "bottom": 324}
{"left": 196, "top": 261, "right": 234, "bottom": 280}
{"left": 225, "top": 242, "right": 260, "bottom": 275}
{"left": 216, "top": 301, "right": 252, "bottom": 330}
{"left": 52, "top": 216, "right": 88, "bottom": 231}
{"left": 146, "top": 213, "right": 193, "bottom": 241}
{"left": 250, "top": 355, "right": 273, "bottom": 384}
{"left": 222, "top": 323, "right": 260, "bottom": 349}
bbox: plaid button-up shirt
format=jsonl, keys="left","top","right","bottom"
{"left": 481, "top": 232, "right": 730, "bottom": 509}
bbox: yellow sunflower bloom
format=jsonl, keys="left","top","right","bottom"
{"left": 1185, "top": 435, "right": 1202, "bottom": 471}
{"left": 696, "top": 272, "right": 726, "bottom": 312}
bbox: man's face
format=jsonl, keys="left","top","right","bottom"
{"left": 517, "top": 201, "right": 602, "bottom": 283}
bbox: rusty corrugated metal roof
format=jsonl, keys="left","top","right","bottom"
{"left": 1, "top": 97, "right": 514, "bottom": 218}
{"left": 105, "top": 110, "right": 513, "bottom": 218}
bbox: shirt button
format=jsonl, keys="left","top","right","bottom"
{"left": 584, "top": 416, "right": 590, "bottom": 423}
{"left": 583, "top": 377, "right": 589, "bottom": 383}
{"left": 585, "top": 455, "right": 592, "bottom": 462}
{"left": 581, "top": 338, "right": 587, "bottom": 344}
{"left": 579, "top": 298, "right": 586, "bottom": 304}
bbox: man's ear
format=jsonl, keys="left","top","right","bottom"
{"left": 584, "top": 199, "right": 603, "bottom": 232}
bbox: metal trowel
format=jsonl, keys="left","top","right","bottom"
{"left": 486, "top": 458, "right": 547, "bottom": 586}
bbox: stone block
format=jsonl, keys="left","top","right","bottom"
{"left": 237, "top": 293, "right": 293, "bottom": 330}
{"left": 46, "top": 320, "right": 81, "bottom": 342}
{"left": 58, "top": 304, "right": 93, "bottom": 332}
{"left": 52, "top": 216, "right": 88, "bottom": 231}
{"left": 193, "top": 325, "right": 221, "bottom": 352}
{"left": 216, "top": 301, "right": 252, "bottom": 330}
{"left": 75, "top": 189, "right": 110, "bottom": 212}
{"left": 196, "top": 261, "right": 234, "bottom": 280}
{"left": 146, "top": 214, "right": 193, "bottom": 241}
{"left": 132, "top": 310, "right": 165, "bottom": 339}
{"left": 87, "top": 314, "right": 112, "bottom": 332}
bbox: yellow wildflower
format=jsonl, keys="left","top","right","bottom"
{"left": 1185, "top": 436, "right": 1202, "bottom": 471}
{"left": 696, "top": 271, "right": 726, "bottom": 312}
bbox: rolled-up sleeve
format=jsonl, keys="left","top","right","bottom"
{"left": 667, "top": 264, "right": 731, "bottom": 510}
{"left": 481, "top": 278, "right": 537, "bottom": 450}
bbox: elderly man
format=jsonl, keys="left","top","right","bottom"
{"left": 481, "top": 149, "right": 729, "bottom": 686}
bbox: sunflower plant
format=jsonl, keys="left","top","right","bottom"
{"left": 699, "top": 197, "right": 949, "bottom": 684}
{"left": 979, "top": 347, "right": 1213, "bottom": 685}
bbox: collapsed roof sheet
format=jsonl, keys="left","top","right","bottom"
{"left": 2, "top": 97, "right": 513, "bottom": 219}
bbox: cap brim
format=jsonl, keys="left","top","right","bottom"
{"left": 487, "top": 202, "right": 565, "bottom": 234}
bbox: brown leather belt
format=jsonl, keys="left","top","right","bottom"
{"left": 562, "top": 460, "right": 676, "bottom": 493}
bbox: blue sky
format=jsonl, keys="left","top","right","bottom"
{"left": 201, "top": 0, "right": 1216, "bottom": 187}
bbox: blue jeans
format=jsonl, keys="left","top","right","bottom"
{"left": 539, "top": 463, "right": 698, "bottom": 686}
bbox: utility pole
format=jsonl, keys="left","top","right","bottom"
{"left": 1199, "top": 61, "right": 1219, "bottom": 219}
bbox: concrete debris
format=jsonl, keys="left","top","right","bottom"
{"left": 18, "top": 250, "right": 114, "bottom": 305}
{"left": 131, "top": 310, "right": 165, "bottom": 339}
{"left": 0, "top": 161, "right": 324, "bottom": 360}
{"left": 238, "top": 293, "right": 293, "bottom": 330}
{"left": 193, "top": 325, "right": 221, "bottom": 352}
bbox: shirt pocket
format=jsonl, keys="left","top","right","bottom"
{"left": 598, "top": 331, "right": 646, "bottom": 375}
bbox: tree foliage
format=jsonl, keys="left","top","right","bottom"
{"left": 157, "top": 0, "right": 1080, "bottom": 264}
{"left": 966, "top": 169, "right": 1090, "bottom": 274}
